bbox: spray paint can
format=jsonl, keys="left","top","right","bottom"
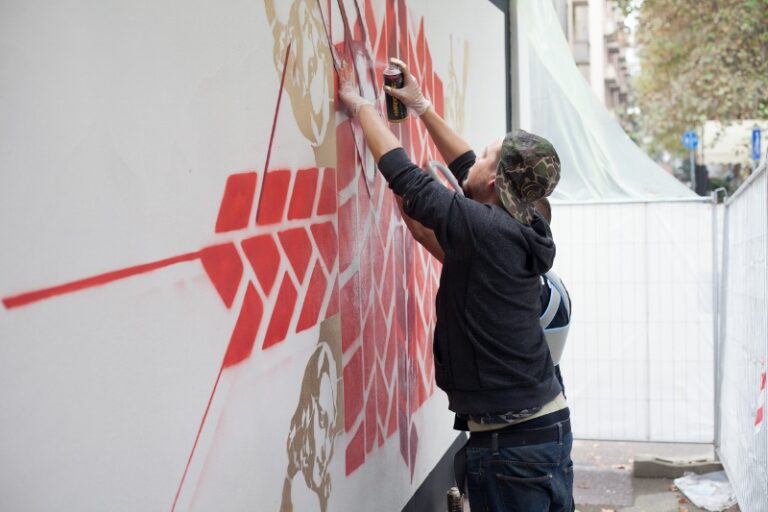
{"left": 383, "top": 64, "right": 408, "bottom": 123}
{"left": 447, "top": 487, "right": 462, "bottom": 512}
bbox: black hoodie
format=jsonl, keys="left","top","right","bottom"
{"left": 378, "top": 148, "right": 561, "bottom": 415}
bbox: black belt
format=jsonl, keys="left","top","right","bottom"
{"left": 453, "top": 417, "right": 571, "bottom": 495}
{"left": 468, "top": 418, "right": 571, "bottom": 448}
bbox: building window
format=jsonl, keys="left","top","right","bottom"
{"left": 573, "top": 2, "right": 589, "bottom": 42}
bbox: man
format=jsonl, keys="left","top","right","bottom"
{"left": 339, "top": 59, "right": 574, "bottom": 511}
{"left": 400, "top": 183, "right": 574, "bottom": 401}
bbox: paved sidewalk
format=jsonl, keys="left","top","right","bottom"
{"left": 572, "top": 440, "right": 739, "bottom": 512}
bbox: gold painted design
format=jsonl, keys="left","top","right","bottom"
{"left": 446, "top": 37, "right": 469, "bottom": 136}
{"left": 266, "top": 0, "right": 336, "bottom": 167}
{"left": 280, "top": 316, "right": 343, "bottom": 512}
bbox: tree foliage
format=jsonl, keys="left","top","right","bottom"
{"left": 626, "top": 0, "right": 768, "bottom": 156}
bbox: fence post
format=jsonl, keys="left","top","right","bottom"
{"left": 763, "top": 163, "right": 768, "bottom": 492}
{"left": 711, "top": 188, "right": 726, "bottom": 457}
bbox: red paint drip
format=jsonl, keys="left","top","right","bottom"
{"left": 2, "top": 251, "right": 202, "bottom": 310}
{"left": 255, "top": 41, "right": 292, "bottom": 222}
{"left": 170, "top": 366, "right": 224, "bottom": 512}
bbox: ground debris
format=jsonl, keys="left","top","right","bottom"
{"left": 674, "top": 471, "right": 737, "bottom": 511}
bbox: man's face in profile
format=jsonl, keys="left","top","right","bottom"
{"left": 285, "top": 0, "right": 334, "bottom": 147}
{"left": 265, "top": 0, "right": 334, "bottom": 147}
{"left": 310, "top": 370, "right": 337, "bottom": 487}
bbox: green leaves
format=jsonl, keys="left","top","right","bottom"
{"left": 629, "top": 0, "right": 768, "bottom": 157}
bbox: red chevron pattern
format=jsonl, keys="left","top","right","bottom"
{"left": 204, "top": 0, "right": 446, "bottom": 476}
{"left": 1, "top": 0, "right": 445, "bottom": 485}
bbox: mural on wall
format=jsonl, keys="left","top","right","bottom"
{"left": 280, "top": 316, "right": 343, "bottom": 512}
{"left": 446, "top": 36, "right": 470, "bottom": 136}
{"left": 0, "top": 0, "right": 505, "bottom": 510}
{"left": 265, "top": 0, "right": 336, "bottom": 168}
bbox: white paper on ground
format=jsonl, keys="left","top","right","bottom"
{"left": 673, "top": 471, "right": 738, "bottom": 511}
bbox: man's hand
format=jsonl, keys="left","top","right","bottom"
{"left": 384, "top": 58, "right": 432, "bottom": 117}
{"left": 337, "top": 63, "right": 401, "bottom": 161}
{"left": 338, "top": 66, "right": 373, "bottom": 118}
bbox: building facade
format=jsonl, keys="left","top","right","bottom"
{"left": 551, "top": 0, "right": 632, "bottom": 116}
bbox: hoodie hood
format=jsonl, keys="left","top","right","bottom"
{"left": 520, "top": 212, "right": 556, "bottom": 274}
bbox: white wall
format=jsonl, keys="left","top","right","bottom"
{"left": 0, "top": 1, "right": 506, "bottom": 510}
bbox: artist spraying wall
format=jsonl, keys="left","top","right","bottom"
{"left": 0, "top": 1, "right": 506, "bottom": 510}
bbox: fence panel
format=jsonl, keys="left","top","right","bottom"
{"left": 552, "top": 199, "right": 714, "bottom": 442}
{"left": 718, "top": 166, "right": 768, "bottom": 512}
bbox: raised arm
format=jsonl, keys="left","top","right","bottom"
{"left": 339, "top": 76, "right": 444, "bottom": 261}
{"left": 355, "top": 104, "right": 401, "bottom": 161}
{"left": 384, "top": 58, "right": 471, "bottom": 169}
{"left": 419, "top": 108, "right": 472, "bottom": 167}
{"left": 338, "top": 67, "right": 484, "bottom": 262}
{"left": 337, "top": 65, "right": 400, "bottom": 161}
{"left": 395, "top": 196, "right": 445, "bottom": 262}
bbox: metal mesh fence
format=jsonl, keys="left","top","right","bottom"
{"left": 551, "top": 199, "right": 715, "bottom": 442}
{"left": 549, "top": 169, "right": 768, "bottom": 509}
{"left": 717, "top": 165, "right": 768, "bottom": 512}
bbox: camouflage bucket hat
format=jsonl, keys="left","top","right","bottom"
{"left": 495, "top": 130, "right": 561, "bottom": 224}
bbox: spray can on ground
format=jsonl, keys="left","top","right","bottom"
{"left": 447, "top": 487, "right": 462, "bottom": 512}
{"left": 383, "top": 64, "right": 408, "bottom": 123}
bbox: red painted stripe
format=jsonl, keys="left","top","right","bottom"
{"left": 171, "top": 36, "right": 295, "bottom": 512}
{"left": 255, "top": 41, "right": 292, "bottom": 221}
{"left": 2, "top": 251, "right": 202, "bottom": 309}
{"left": 350, "top": 0, "right": 370, "bottom": 46}
{"left": 316, "top": 0, "right": 341, "bottom": 73}
{"left": 171, "top": 366, "right": 224, "bottom": 512}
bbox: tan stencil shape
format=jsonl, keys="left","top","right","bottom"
{"left": 280, "top": 315, "right": 343, "bottom": 512}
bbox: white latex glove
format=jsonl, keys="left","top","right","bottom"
{"left": 383, "top": 57, "right": 432, "bottom": 116}
{"left": 338, "top": 67, "right": 373, "bottom": 118}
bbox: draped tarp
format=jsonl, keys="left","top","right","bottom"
{"left": 517, "top": 0, "right": 695, "bottom": 201}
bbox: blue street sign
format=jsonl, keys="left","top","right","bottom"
{"left": 752, "top": 127, "right": 762, "bottom": 161}
{"left": 682, "top": 130, "right": 699, "bottom": 150}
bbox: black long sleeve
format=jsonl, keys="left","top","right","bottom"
{"left": 378, "top": 148, "right": 490, "bottom": 259}
{"left": 375, "top": 148, "right": 560, "bottom": 416}
{"left": 447, "top": 150, "right": 476, "bottom": 185}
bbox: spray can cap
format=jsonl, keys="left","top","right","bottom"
{"left": 383, "top": 64, "right": 401, "bottom": 76}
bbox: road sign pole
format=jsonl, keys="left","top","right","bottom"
{"left": 690, "top": 148, "right": 696, "bottom": 192}
{"left": 682, "top": 130, "right": 700, "bottom": 192}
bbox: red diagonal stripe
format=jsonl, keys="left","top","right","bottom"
{"left": 255, "top": 40, "right": 292, "bottom": 220}
{"left": 3, "top": 251, "right": 202, "bottom": 309}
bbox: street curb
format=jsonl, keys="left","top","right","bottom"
{"left": 633, "top": 455, "right": 723, "bottom": 478}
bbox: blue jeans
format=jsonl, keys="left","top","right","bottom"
{"left": 466, "top": 425, "right": 574, "bottom": 512}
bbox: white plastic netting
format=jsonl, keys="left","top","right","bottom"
{"left": 517, "top": 0, "right": 695, "bottom": 201}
